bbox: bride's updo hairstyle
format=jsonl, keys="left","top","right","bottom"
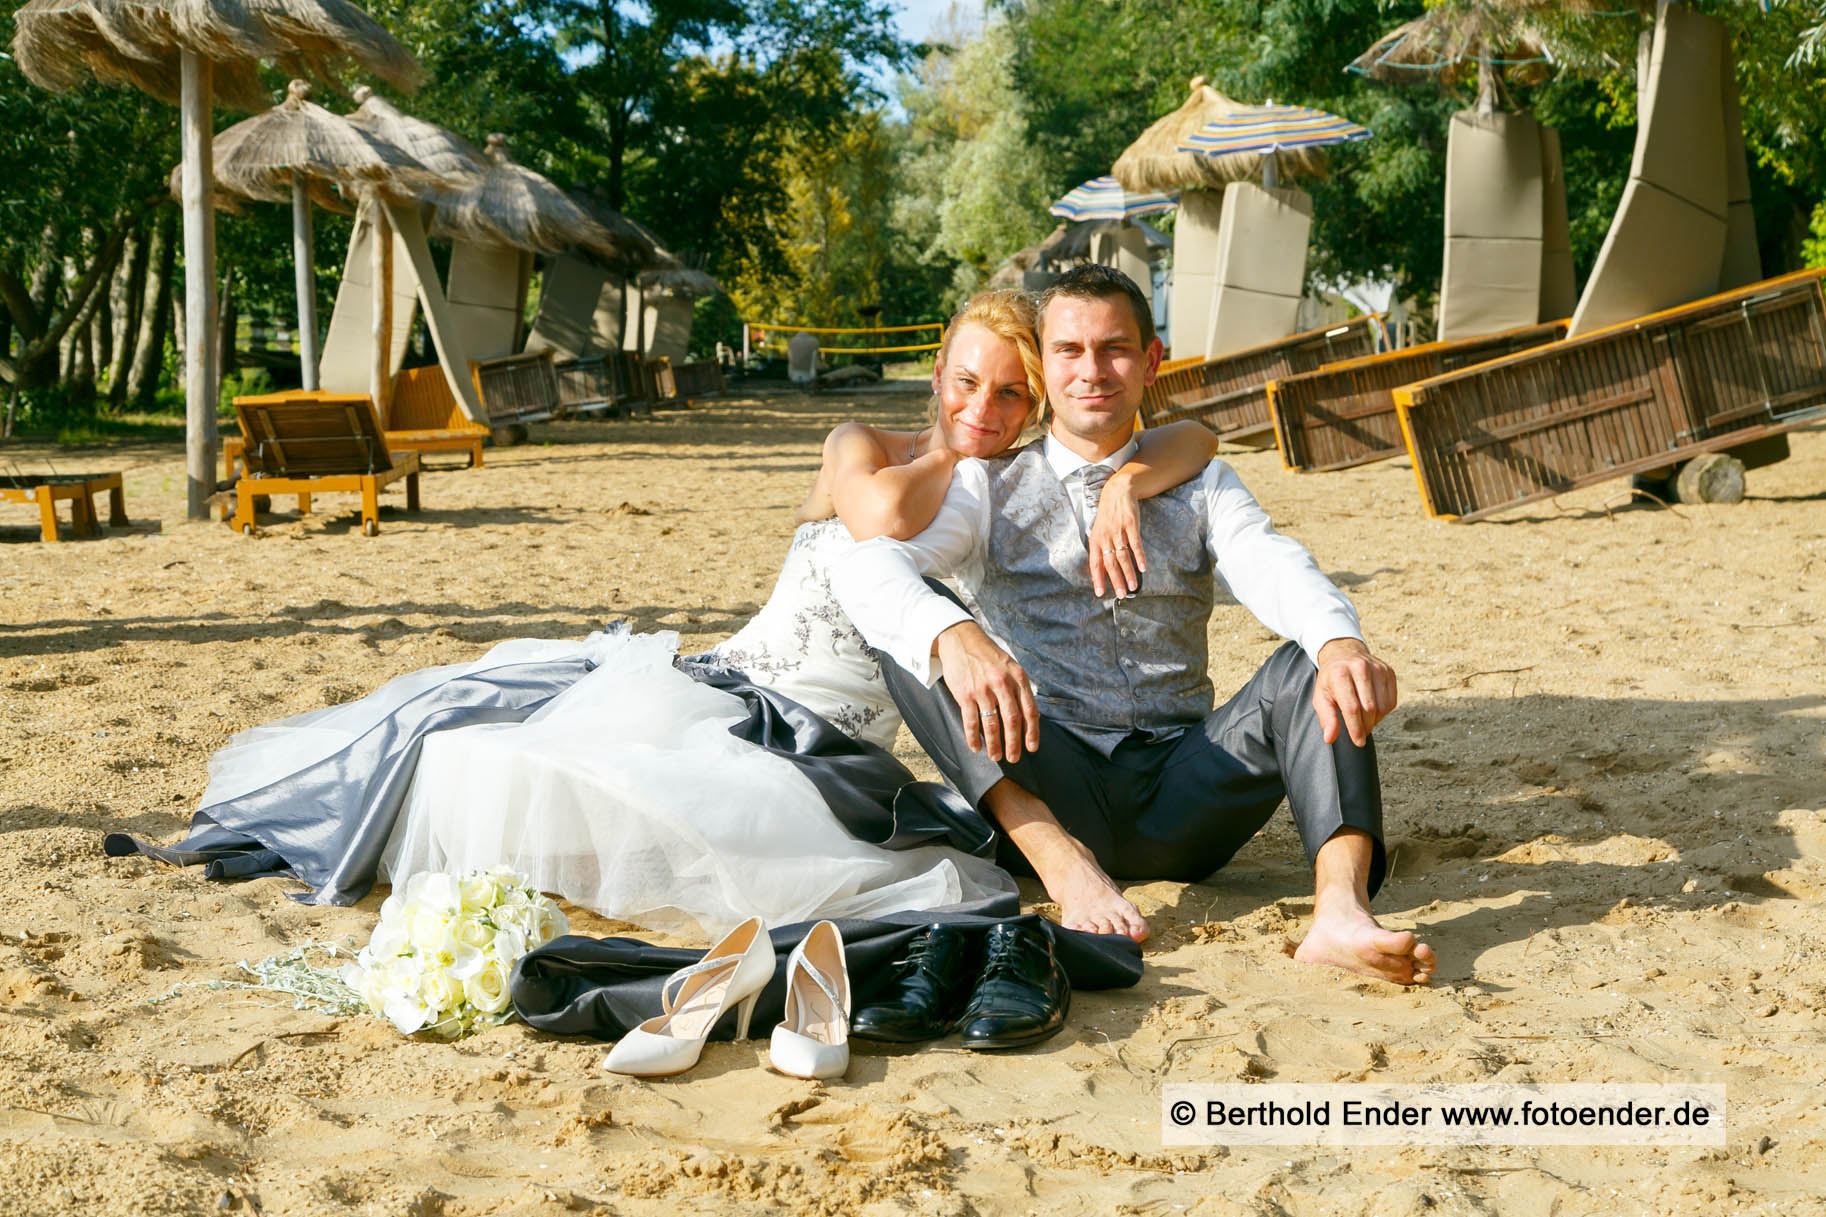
{"left": 933, "top": 288, "right": 1049, "bottom": 436}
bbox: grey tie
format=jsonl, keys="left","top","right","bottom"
{"left": 1077, "top": 462, "right": 1111, "bottom": 531}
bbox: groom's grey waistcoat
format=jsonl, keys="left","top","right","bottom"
{"left": 962, "top": 443, "right": 1216, "bottom": 733}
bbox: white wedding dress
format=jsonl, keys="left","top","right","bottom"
{"left": 378, "top": 518, "right": 1013, "bottom": 937}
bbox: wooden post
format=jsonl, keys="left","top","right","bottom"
{"left": 370, "top": 198, "right": 393, "bottom": 421}
{"left": 180, "top": 50, "right": 218, "bottom": 519}
{"left": 293, "top": 172, "right": 319, "bottom": 390}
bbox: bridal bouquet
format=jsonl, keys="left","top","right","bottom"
{"left": 343, "top": 867, "right": 568, "bottom": 1038}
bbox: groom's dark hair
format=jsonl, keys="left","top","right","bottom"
{"left": 1036, "top": 264, "right": 1156, "bottom": 350}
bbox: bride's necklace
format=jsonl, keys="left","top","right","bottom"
{"left": 909, "top": 428, "right": 926, "bottom": 463}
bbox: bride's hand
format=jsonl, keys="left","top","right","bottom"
{"left": 1087, "top": 473, "right": 1144, "bottom": 598}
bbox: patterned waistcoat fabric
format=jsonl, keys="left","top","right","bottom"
{"left": 965, "top": 443, "right": 1217, "bottom": 731}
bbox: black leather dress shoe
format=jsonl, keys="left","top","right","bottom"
{"left": 850, "top": 924, "right": 980, "bottom": 1043}
{"left": 955, "top": 922, "right": 1070, "bottom": 1051}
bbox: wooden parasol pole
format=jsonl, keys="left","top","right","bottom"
{"left": 369, "top": 198, "right": 393, "bottom": 422}
{"left": 180, "top": 50, "right": 219, "bottom": 519}
{"left": 292, "top": 171, "right": 319, "bottom": 390}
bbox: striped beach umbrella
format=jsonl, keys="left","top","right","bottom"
{"left": 1177, "top": 103, "right": 1372, "bottom": 159}
{"left": 1049, "top": 176, "right": 1177, "bottom": 222}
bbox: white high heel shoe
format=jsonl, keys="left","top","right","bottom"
{"left": 603, "top": 917, "right": 775, "bottom": 1077}
{"left": 768, "top": 921, "right": 850, "bottom": 1080}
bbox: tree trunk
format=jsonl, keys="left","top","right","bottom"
{"left": 106, "top": 223, "right": 147, "bottom": 408}
{"left": 70, "top": 311, "right": 96, "bottom": 396}
{"left": 127, "top": 211, "right": 176, "bottom": 410}
{"left": 29, "top": 222, "right": 62, "bottom": 315}
{"left": 93, "top": 277, "right": 112, "bottom": 377}
{"left": 217, "top": 257, "right": 236, "bottom": 386}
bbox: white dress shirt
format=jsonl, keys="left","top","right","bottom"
{"left": 831, "top": 434, "right": 1364, "bottom": 688}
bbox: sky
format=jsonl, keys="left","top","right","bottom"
{"left": 889, "top": 0, "right": 985, "bottom": 45}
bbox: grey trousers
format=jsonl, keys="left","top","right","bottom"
{"left": 879, "top": 636, "right": 1387, "bottom": 897}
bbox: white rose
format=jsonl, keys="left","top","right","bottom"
{"left": 487, "top": 864, "right": 529, "bottom": 890}
{"left": 458, "top": 872, "right": 501, "bottom": 914}
{"left": 420, "top": 967, "right": 466, "bottom": 1017}
{"left": 532, "top": 899, "right": 568, "bottom": 947}
{"left": 494, "top": 903, "right": 538, "bottom": 941}
{"left": 464, "top": 955, "right": 514, "bottom": 1015}
{"left": 451, "top": 914, "right": 495, "bottom": 953}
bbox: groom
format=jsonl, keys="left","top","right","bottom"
{"left": 832, "top": 265, "right": 1433, "bottom": 985}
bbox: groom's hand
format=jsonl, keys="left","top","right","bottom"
{"left": 1313, "top": 638, "right": 1398, "bottom": 747}
{"left": 935, "top": 623, "right": 1041, "bottom": 763}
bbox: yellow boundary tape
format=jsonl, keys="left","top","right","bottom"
{"left": 746, "top": 321, "right": 942, "bottom": 335}
{"left": 754, "top": 341, "right": 941, "bottom": 355}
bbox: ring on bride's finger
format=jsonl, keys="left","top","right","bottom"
{"left": 1101, "top": 547, "right": 1116, "bottom": 555}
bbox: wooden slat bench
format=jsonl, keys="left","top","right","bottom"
{"left": 1141, "top": 315, "right": 1384, "bottom": 445}
{"left": 1392, "top": 270, "right": 1826, "bottom": 521}
{"left": 1, "top": 472, "right": 127, "bottom": 542}
{"left": 226, "top": 394, "right": 421, "bottom": 536}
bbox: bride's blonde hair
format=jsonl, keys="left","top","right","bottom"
{"left": 932, "top": 288, "right": 1049, "bottom": 436}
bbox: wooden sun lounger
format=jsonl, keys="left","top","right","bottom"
{"left": 670, "top": 358, "right": 726, "bottom": 403}
{"left": 385, "top": 365, "right": 488, "bottom": 467}
{"left": 226, "top": 393, "right": 421, "bottom": 536}
{"left": 224, "top": 380, "right": 486, "bottom": 479}
{"left": 1, "top": 472, "right": 127, "bottom": 542}
{"left": 1142, "top": 315, "right": 1384, "bottom": 445}
{"left": 1269, "top": 321, "right": 1568, "bottom": 473}
{"left": 1392, "top": 269, "right": 1826, "bottom": 522}
{"left": 472, "top": 351, "right": 562, "bottom": 426}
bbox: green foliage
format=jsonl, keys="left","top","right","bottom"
{"left": 1803, "top": 203, "right": 1826, "bottom": 268}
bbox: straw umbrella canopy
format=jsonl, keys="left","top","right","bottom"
{"left": 426, "top": 134, "right": 622, "bottom": 259}
{"left": 1111, "top": 76, "right": 1328, "bottom": 194}
{"left": 11, "top": 0, "right": 420, "bottom": 520}
{"left": 345, "top": 85, "right": 488, "bottom": 189}
{"left": 638, "top": 266, "right": 719, "bottom": 298}
{"left": 1348, "top": 2, "right": 1614, "bottom": 108}
{"left": 196, "top": 79, "right": 451, "bottom": 388}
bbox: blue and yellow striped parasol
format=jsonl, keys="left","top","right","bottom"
{"left": 1048, "top": 176, "right": 1178, "bottom": 222}
{"left": 1176, "top": 103, "right": 1372, "bottom": 158}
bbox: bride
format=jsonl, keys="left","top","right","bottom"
{"left": 133, "top": 290, "right": 1218, "bottom": 938}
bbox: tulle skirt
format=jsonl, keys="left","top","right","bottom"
{"left": 379, "top": 630, "right": 1013, "bottom": 938}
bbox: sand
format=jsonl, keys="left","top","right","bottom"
{"left": 1, "top": 387, "right": 1822, "bottom": 1216}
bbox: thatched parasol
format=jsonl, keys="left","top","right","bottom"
{"left": 195, "top": 79, "right": 453, "bottom": 389}
{"left": 638, "top": 266, "right": 719, "bottom": 298}
{"left": 1111, "top": 77, "right": 1327, "bottom": 193}
{"left": 12, "top": 0, "right": 420, "bottom": 111}
{"left": 345, "top": 85, "right": 488, "bottom": 188}
{"left": 1349, "top": 2, "right": 1617, "bottom": 106}
{"left": 428, "top": 134, "right": 620, "bottom": 259}
{"left": 11, "top": 0, "right": 421, "bottom": 520}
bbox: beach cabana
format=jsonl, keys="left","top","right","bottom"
{"left": 1176, "top": 103, "right": 1369, "bottom": 358}
{"left": 1112, "top": 78, "right": 1326, "bottom": 359}
{"left": 525, "top": 201, "right": 674, "bottom": 360}
{"left": 1350, "top": 6, "right": 1577, "bottom": 340}
{"left": 11, "top": 0, "right": 420, "bottom": 519}
{"left": 1569, "top": 1, "right": 1759, "bottom": 335}
{"left": 629, "top": 267, "right": 719, "bottom": 362}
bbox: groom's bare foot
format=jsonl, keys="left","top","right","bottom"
{"left": 1293, "top": 898, "right": 1433, "bottom": 985}
{"left": 1043, "top": 852, "right": 1149, "bottom": 941}
{"left": 979, "top": 777, "right": 1149, "bottom": 940}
